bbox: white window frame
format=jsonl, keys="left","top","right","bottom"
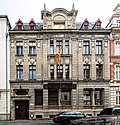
{"left": 115, "top": 64, "right": 120, "bottom": 80}
{"left": 116, "top": 91, "right": 120, "bottom": 104}
{"left": 115, "top": 40, "right": 120, "bottom": 56}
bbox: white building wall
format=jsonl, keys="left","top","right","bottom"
{"left": 0, "top": 17, "right": 10, "bottom": 120}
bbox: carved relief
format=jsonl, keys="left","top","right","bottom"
{"left": 16, "top": 58, "right": 23, "bottom": 65}
{"left": 114, "top": 59, "right": 120, "bottom": 64}
{"left": 96, "top": 58, "right": 103, "bottom": 64}
{"left": 84, "top": 57, "right": 90, "bottom": 64}
{"left": 29, "top": 58, "right": 36, "bottom": 65}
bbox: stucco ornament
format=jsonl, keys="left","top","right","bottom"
{"left": 24, "top": 42, "right": 27, "bottom": 48}
{"left": 78, "top": 41, "right": 82, "bottom": 48}
{"left": 30, "top": 58, "right": 36, "bottom": 65}
{"left": 97, "top": 58, "right": 102, "bottom": 64}
{"left": 37, "top": 42, "right": 41, "bottom": 48}
{"left": 84, "top": 57, "right": 89, "bottom": 64}
{"left": 11, "top": 43, "right": 14, "bottom": 48}
{"left": 17, "top": 58, "right": 23, "bottom": 65}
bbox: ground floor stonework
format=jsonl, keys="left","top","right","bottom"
{"left": 10, "top": 80, "right": 110, "bottom": 120}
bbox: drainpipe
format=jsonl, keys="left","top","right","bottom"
{"left": 5, "top": 19, "right": 8, "bottom": 120}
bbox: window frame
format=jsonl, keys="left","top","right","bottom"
{"left": 96, "top": 40, "right": 102, "bottom": 54}
{"left": 83, "top": 40, "right": 90, "bottom": 54}
{"left": 29, "top": 65, "right": 36, "bottom": 80}
{"left": 16, "top": 65, "right": 23, "bottom": 80}
{"left": 16, "top": 41, "right": 23, "bottom": 55}
{"left": 83, "top": 64, "right": 90, "bottom": 79}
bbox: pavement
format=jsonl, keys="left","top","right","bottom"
{"left": 0, "top": 119, "right": 54, "bottom": 125}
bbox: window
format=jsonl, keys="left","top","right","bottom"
{"left": 116, "top": 91, "right": 120, "bottom": 104}
{"left": 83, "top": 65, "right": 90, "bottom": 79}
{"left": 94, "top": 90, "right": 103, "bottom": 105}
{"left": 115, "top": 41, "right": 120, "bottom": 55}
{"left": 56, "top": 40, "right": 62, "bottom": 54}
{"left": 29, "top": 65, "right": 36, "bottom": 80}
{"left": 65, "top": 65, "right": 69, "bottom": 79}
{"left": 16, "top": 65, "right": 23, "bottom": 79}
{"left": 96, "top": 64, "right": 103, "bottom": 79}
{"left": 115, "top": 65, "right": 120, "bottom": 80}
{"left": 84, "top": 90, "right": 91, "bottom": 105}
{"left": 57, "top": 65, "right": 63, "bottom": 79}
{"left": 50, "top": 65, "right": 54, "bottom": 79}
{"left": 83, "top": 40, "right": 90, "bottom": 54}
{"left": 65, "top": 40, "right": 69, "bottom": 54}
{"left": 96, "top": 40, "right": 102, "bottom": 54}
{"left": 35, "top": 89, "right": 43, "bottom": 105}
{"left": 61, "top": 91, "right": 71, "bottom": 105}
{"left": 16, "top": 41, "right": 23, "bottom": 55}
{"left": 29, "top": 41, "right": 36, "bottom": 55}
{"left": 50, "top": 40, "right": 54, "bottom": 54}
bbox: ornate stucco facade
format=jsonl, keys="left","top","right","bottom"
{"left": 9, "top": 5, "right": 111, "bottom": 120}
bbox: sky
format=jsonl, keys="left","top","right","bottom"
{"left": 0, "top": 0, "right": 120, "bottom": 28}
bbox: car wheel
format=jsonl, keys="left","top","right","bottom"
{"left": 62, "top": 119, "right": 70, "bottom": 125}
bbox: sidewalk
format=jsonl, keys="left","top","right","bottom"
{"left": 0, "top": 119, "right": 54, "bottom": 125}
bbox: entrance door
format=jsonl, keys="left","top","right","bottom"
{"left": 15, "top": 100, "right": 29, "bottom": 120}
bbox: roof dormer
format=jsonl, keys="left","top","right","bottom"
{"left": 95, "top": 18, "right": 102, "bottom": 29}
{"left": 83, "top": 18, "right": 89, "bottom": 29}
{"left": 29, "top": 19, "right": 36, "bottom": 30}
{"left": 16, "top": 19, "right": 23, "bottom": 30}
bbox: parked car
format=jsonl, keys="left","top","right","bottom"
{"left": 53, "top": 111, "right": 87, "bottom": 125}
{"left": 97, "top": 107, "right": 120, "bottom": 124}
{"left": 69, "top": 107, "right": 120, "bottom": 125}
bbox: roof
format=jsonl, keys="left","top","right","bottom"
{"left": 12, "top": 22, "right": 104, "bottom": 30}
{"left": 0, "top": 15, "right": 11, "bottom": 29}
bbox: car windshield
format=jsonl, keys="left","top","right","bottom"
{"left": 100, "top": 108, "right": 112, "bottom": 115}
{"left": 112, "top": 108, "right": 120, "bottom": 115}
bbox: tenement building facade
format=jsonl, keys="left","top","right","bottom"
{"left": 9, "top": 5, "right": 111, "bottom": 120}
{"left": 107, "top": 4, "right": 120, "bottom": 107}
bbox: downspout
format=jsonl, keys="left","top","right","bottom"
{"left": 5, "top": 19, "right": 8, "bottom": 120}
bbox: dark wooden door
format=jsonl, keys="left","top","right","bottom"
{"left": 15, "top": 100, "right": 29, "bottom": 120}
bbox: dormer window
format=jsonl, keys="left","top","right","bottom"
{"left": 83, "top": 18, "right": 89, "bottom": 29}
{"left": 29, "top": 19, "right": 36, "bottom": 30}
{"left": 16, "top": 19, "right": 23, "bottom": 30}
{"left": 95, "top": 19, "right": 102, "bottom": 29}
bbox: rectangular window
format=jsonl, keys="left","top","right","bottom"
{"left": 56, "top": 40, "right": 62, "bottom": 54}
{"left": 61, "top": 91, "right": 71, "bottom": 105}
{"left": 83, "top": 65, "right": 90, "bottom": 79}
{"left": 65, "top": 65, "right": 69, "bottom": 79}
{"left": 16, "top": 65, "right": 23, "bottom": 79}
{"left": 29, "top": 65, "right": 36, "bottom": 80}
{"left": 29, "top": 41, "right": 36, "bottom": 55}
{"left": 95, "top": 90, "right": 103, "bottom": 105}
{"left": 115, "top": 65, "right": 120, "bottom": 80}
{"left": 96, "top": 40, "right": 102, "bottom": 54}
{"left": 35, "top": 89, "right": 43, "bottom": 105}
{"left": 115, "top": 42, "right": 120, "bottom": 55}
{"left": 65, "top": 40, "right": 69, "bottom": 54}
{"left": 96, "top": 64, "right": 103, "bottom": 79}
{"left": 57, "top": 65, "right": 63, "bottom": 79}
{"left": 116, "top": 91, "right": 120, "bottom": 104}
{"left": 83, "top": 40, "right": 90, "bottom": 54}
{"left": 50, "top": 40, "right": 54, "bottom": 54}
{"left": 50, "top": 65, "right": 54, "bottom": 79}
{"left": 84, "top": 90, "right": 92, "bottom": 105}
{"left": 16, "top": 41, "right": 23, "bottom": 55}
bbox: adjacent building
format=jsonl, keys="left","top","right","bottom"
{"left": 107, "top": 4, "right": 120, "bottom": 107}
{"left": 0, "top": 15, "right": 11, "bottom": 120}
{"left": 9, "top": 5, "right": 111, "bottom": 120}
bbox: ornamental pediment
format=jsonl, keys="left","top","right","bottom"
{"left": 113, "top": 59, "right": 120, "bottom": 64}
